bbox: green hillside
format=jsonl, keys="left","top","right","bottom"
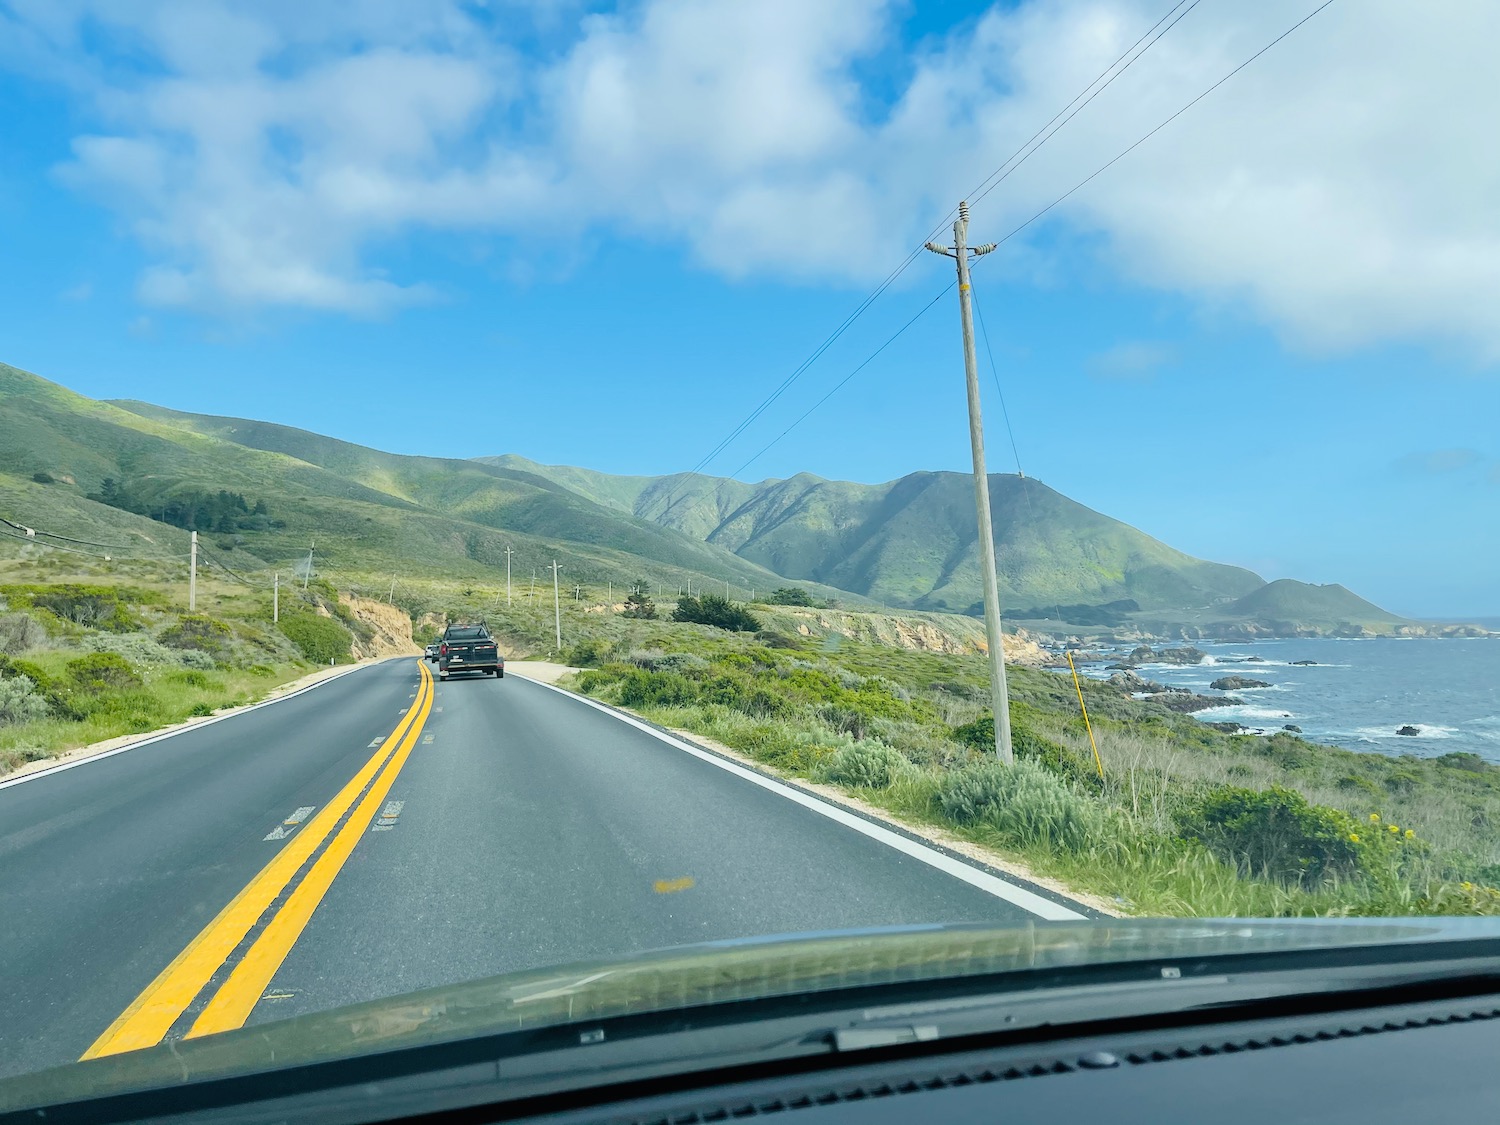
{"left": 0, "top": 363, "right": 839, "bottom": 598}
{"left": 480, "top": 456, "right": 1266, "bottom": 613}
{"left": 1226, "top": 579, "right": 1406, "bottom": 628}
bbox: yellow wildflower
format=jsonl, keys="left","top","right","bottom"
{"left": 1405, "top": 829, "right": 1415, "bottom": 839}
{"left": 1389, "top": 824, "right": 1400, "bottom": 834}
{"left": 1349, "top": 833, "right": 1360, "bottom": 843}
{"left": 1369, "top": 813, "right": 1381, "bottom": 822}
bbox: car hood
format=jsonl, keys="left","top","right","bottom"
{"left": 7, "top": 916, "right": 1499, "bottom": 1111}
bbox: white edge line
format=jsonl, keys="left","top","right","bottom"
{"left": 0, "top": 658, "right": 406, "bottom": 793}
{"left": 520, "top": 677, "right": 1084, "bottom": 922}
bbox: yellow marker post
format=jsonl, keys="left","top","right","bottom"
{"left": 1066, "top": 652, "right": 1105, "bottom": 780}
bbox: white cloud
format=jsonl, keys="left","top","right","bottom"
{"left": 1087, "top": 340, "right": 1175, "bottom": 379}
{"left": 8, "top": 0, "right": 1500, "bottom": 361}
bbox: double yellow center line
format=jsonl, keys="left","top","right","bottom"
{"left": 83, "top": 660, "right": 435, "bottom": 1059}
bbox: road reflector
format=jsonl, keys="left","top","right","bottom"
{"left": 653, "top": 876, "right": 695, "bottom": 894}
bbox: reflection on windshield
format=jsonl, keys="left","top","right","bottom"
{"left": 0, "top": 0, "right": 1496, "bottom": 1103}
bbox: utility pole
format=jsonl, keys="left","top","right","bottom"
{"left": 530, "top": 568, "right": 537, "bottom": 603}
{"left": 273, "top": 571, "right": 279, "bottom": 624}
{"left": 504, "top": 546, "right": 513, "bottom": 607}
{"left": 189, "top": 531, "right": 197, "bottom": 612}
{"left": 573, "top": 584, "right": 581, "bottom": 603}
{"left": 607, "top": 580, "right": 612, "bottom": 606}
{"left": 388, "top": 576, "right": 396, "bottom": 604}
{"left": 926, "top": 201, "right": 1013, "bottom": 765}
{"left": 302, "top": 541, "right": 315, "bottom": 591}
{"left": 548, "top": 561, "right": 562, "bottom": 652}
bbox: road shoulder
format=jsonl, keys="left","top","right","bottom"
{"left": 520, "top": 673, "right": 1115, "bottom": 919}
{"left": 0, "top": 656, "right": 401, "bottom": 786}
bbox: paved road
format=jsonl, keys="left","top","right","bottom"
{"left": 0, "top": 658, "right": 1083, "bottom": 1080}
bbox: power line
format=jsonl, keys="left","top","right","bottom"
{"left": 968, "top": 283, "right": 1025, "bottom": 476}
{"left": 989, "top": 0, "right": 1338, "bottom": 252}
{"left": 729, "top": 285, "right": 953, "bottom": 478}
{"left": 0, "top": 515, "right": 167, "bottom": 555}
{"left": 678, "top": 0, "right": 1203, "bottom": 481}
{"left": 968, "top": 0, "right": 1206, "bottom": 210}
{"left": 725, "top": 0, "right": 1337, "bottom": 463}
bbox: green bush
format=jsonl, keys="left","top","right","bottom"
{"left": 672, "top": 594, "right": 762, "bottom": 632}
{"left": 27, "top": 586, "right": 140, "bottom": 632}
{"left": 278, "top": 613, "right": 353, "bottom": 665}
{"left": 1178, "top": 785, "right": 1366, "bottom": 886}
{"left": 565, "top": 638, "right": 614, "bottom": 667}
{"left": 616, "top": 669, "right": 700, "bottom": 709}
{"left": 0, "top": 613, "right": 47, "bottom": 655}
{"left": 0, "top": 676, "right": 49, "bottom": 726}
{"left": 951, "top": 714, "right": 1095, "bottom": 786}
{"left": 823, "top": 741, "right": 910, "bottom": 789}
{"left": 938, "top": 758, "right": 1104, "bottom": 853}
{"left": 767, "top": 586, "right": 815, "bottom": 606}
{"left": 65, "top": 652, "right": 144, "bottom": 692}
{"left": 159, "top": 614, "right": 233, "bottom": 655}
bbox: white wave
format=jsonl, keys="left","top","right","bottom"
{"left": 1350, "top": 724, "right": 1462, "bottom": 741}
{"left": 1196, "top": 706, "right": 1298, "bottom": 721}
{"left": 1464, "top": 716, "right": 1500, "bottom": 742}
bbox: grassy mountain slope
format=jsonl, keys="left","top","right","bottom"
{"left": 480, "top": 456, "right": 1266, "bottom": 613}
{"left": 1226, "top": 579, "right": 1406, "bottom": 628}
{"left": 0, "top": 363, "right": 838, "bottom": 597}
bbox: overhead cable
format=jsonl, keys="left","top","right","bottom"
{"left": 716, "top": 0, "right": 1336, "bottom": 470}
{"left": 678, "top": 0, "right": 1203, "bottom": 481}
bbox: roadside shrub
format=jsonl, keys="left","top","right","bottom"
{"left": 0, "top": 676, "right": 49, "bottom": 726}
{"left": 279, "top": 613, "right": 353, "bottom": 665}
{"left": 952, "top": 714, "right": 1095, "bottom": 786}
{"left": 565, "top": 638, "right": 614, "bottom": 667}
{"left": 616, "top": 669, "right": 699, "bottom": 709}
{"left": 0, "top": 613, "right": 47, "bottom": 655}
{"left": 159, "top": 615, "right": 233, "bottom": 655}
{"left": 26, "top": 586, "right": 139, "bottom": 632}
{"left": 31, "top": 471, "right": 54, "bottom": 484}
{"left": 66, "top": 652, "right": 144, "bottom": 692}
{"left": 823, "top": 741, "right": 910, "bottom": 790}
{"left": 672, "top": 594, "right": 762, "bottom": 632}
{"left": 1178, "top": 785, "right": 1365, "bottom": 886}
{"left": 176, "top": 648, "right": 219, "bottom": 670}
{"left": 628, "top": 650, "right": 709, "bottom": 674}
{"left": 83, "top": 633, "right": 178, "bottom": 667}
{"left": 938, "top": 758, "right": 1105, "bottom": 853}
{"left": 755, "top": 629, "right": 805, "bottom": 650}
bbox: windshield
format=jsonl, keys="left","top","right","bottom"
{"left": 0, "top": 0, "right": 1496, "bottom": 1107}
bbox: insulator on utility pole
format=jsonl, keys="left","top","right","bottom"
{"left": 925, "top": 200, "right": 1013, "bottom": 765}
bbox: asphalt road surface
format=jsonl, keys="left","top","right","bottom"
{"left": 0, "top": 658, "right": 1085, "bottom": 1081}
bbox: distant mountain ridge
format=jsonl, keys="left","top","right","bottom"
{"left": 480, "top": 455, "right": 1266, "bottom": 615}
{"left": 0, "top": 359, "right": 1436, "bottom": 637}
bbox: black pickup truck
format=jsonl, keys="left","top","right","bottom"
{"left": 437, "top": 623, "right": 503, "bottom": 680}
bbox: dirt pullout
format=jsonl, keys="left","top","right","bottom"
{"left": 340, "top": 595, "right": 420, "bottom": 658}
{"left": 507, "top": 661, "right": 582, "bottom": 685}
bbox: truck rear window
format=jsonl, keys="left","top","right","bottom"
{"left": 446, "top": 627, "right": 488, "bottom": 640}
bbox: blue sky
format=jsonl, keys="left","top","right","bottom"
{"left": 0, "top": 0, "right": 1496, "bottom": 617}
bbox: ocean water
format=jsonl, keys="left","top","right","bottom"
{"left": 1073, "top": 637, "right": 1500, "bottom": 760}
